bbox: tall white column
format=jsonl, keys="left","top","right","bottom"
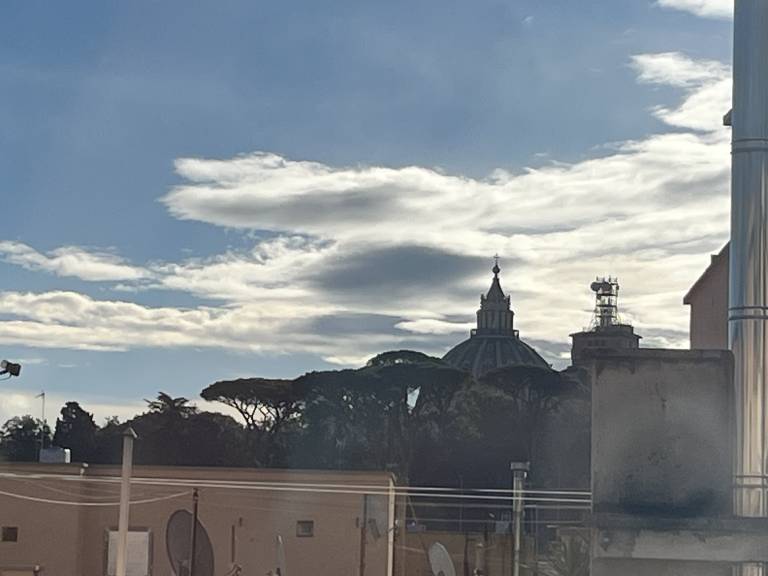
{"left": 116, "top": 428, "right": 137, "bottom": 576}
{"left": 510, "top": 462, "right": 529, "bottom": 576}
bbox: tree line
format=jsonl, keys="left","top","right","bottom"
{"left": 0, "top": 351, "right": 590, "bottom": 489}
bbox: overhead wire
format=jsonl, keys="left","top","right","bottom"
{"left": 4, "top": 476, "right": 156, "bottom": 500}
{"left": 0, "top": 487, "right": 190, "bottom": 507}
{"left": 0, "top": 472, "right": 591, "bottom": 505}
{"left": 0, "top": 471, "right": 589, "bottom": 496}
{"left": 0, "top": 471, "right": 591, "bottom": 535}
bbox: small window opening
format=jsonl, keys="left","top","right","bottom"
{"left": 296, "top": 520, "right": 314, "bottom": 537}
{"left": 2, "top": 526, "right": 19, "bottom": 542}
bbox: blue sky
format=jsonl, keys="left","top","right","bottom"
{"left": 0, "top": 0, "right": 733, "bottom": 422}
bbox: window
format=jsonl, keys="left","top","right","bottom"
{"left": 1, "top": 526, "right": 18, "bottom": 542}
{"left": 296, "top": 520, "right": 314, "bottom": 537}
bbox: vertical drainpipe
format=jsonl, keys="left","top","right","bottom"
{"left": 731, "top": 1, "right": 768, "bottom": 574}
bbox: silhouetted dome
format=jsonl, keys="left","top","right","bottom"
{"left": 442, "top": 260, "right": 550, "bottom": 378}
{"left": 443, "top": 334, "right": 550, "bottom": 378}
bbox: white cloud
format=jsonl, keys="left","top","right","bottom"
{"left": 656, "top": 0, "right": 732, "bottom": 19}
{"left": 148, "top": 236, "right": 333, "bottom": 303}
{"left": 0, "top": 241, "right": 148, "bottom": 282}
{"left": 324, "top": 354, "right": 377, "bottom": 367}
{"left": 632, "top": 53, "right": 732, "bottom": 131}
{"left": 0, "top": 290, "right": 413, "bottom": 362}
{"left": 157, "top": 51, "right": 732, "bottom": 359}
{"left": 632, "top": 52, "right": 728, "bottom": 88}
{"left": 0, "top": 50, "right": 734, "bottom": 368}
{"left": 396, "top": 319, "right": 475, "bottom": 335}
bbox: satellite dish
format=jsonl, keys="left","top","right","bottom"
{"left": 276, "top": 534, "right": 287, "bottom": 576}
{"left": 428, "top": 542, "right": 456, "bottom": 576}
{"left": 166, "top": 509, "right": 215, "bottom": 576}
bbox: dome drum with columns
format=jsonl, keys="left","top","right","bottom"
{"left": 443, "top": 260, "right": 551, "bottom": 378}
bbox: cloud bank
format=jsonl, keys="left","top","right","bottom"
{"left": 0, "top": 51, "right": 732, "bottom": 368}
{"left": 0, "top": 241, "right": 148, "bottom": 282}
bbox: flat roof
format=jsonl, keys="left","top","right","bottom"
{"left": 0, "top": 462, "right": 397, "bottom": 484}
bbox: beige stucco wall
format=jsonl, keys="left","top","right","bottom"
{"left": 685, "top": 247, "right": 728, "bottom": 350}
{"left": 0, "top": 464, "right": 397, "bottom": 576}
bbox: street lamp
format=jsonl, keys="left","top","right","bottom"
{"left": 0, "top": 360, "right": 21, "bottom": 377}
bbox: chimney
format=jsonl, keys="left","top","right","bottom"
{"left": 730, "top": 0, "right": 768, "bottom": 540}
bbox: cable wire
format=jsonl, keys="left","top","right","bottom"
{"left": 0, "top": 488, "right": 190, "bottom": 507}
{"left": 0, "top": 471, "right": 591, "bottom": 504}
{"left": 0, "top": 472, "right": 589, "bottom": 496}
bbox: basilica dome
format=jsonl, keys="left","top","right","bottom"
{"left": 443, "top": 262, "right": 551, "bottom": 378}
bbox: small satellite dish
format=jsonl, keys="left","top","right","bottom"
{"left": 591, "top": 281, "right": 613, "bottom": 293}
{"left": 276, "top": 534, "right": 287, "bottom": 576}
{"left": 166, "top": 509, "right": 215, "bottom": 576}
{"left": 428, "top": 542, "right": 456, "bottom": 576}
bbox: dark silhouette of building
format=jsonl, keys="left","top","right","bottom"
{"left": 443, "top": 261, "right": 550, "bottom": 378}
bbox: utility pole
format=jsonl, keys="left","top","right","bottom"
{"left": 510, "top": 462, "right": 529, "bottom": 576}
{"left": 189, "top": 488, "right": 199, "bottom": 576}
{"left": 474, "top": 541, "right": 486, "bottom": 576}
{"left": 458, "top": 473, "right": 464, "bottom": 533}
{"left": 35, "top": 391, "right": 45, "bottom": 457}
{"left": 116, "top": 427, "right": 137, "bottom": 576}
{"left": 359, "top": 494, "right": 368, "bottom": 576}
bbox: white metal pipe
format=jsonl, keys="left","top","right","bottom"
{"left": 730, "top": 1, "right": 768, "bottom": 574}
{"left": 115, "top": 428, "right": 137, "bottom": 576}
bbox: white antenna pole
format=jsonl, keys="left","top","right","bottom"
{"left": 35, "top": 391, "right": 45, "bottom": 457}
{"left": 116, "top": 427, "right": 137, "bottom": 576}
{"left": 510, "top": 462, "right": 529, "bottom": 576}
{"left": 276, "top": 534, "right": 287, "bottom": 576}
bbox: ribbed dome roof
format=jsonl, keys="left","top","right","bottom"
{"left": 442, "top": 260, "right": 550, "bottom": 378}
{"left": 443, "top": 334, "right": 550, "bottom": 378}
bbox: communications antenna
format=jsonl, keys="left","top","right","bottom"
{"left": 589, "top": 277, "right": 620, "bottom": 329}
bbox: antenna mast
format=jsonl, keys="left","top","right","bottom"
{"left": 35, "top": 391, "right": 45, "bottom": 456}
{"left": 590, "top": 277, "right": 620, "bottom": 329}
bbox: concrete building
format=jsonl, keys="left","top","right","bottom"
{"left": 683, "top": 244, "right": 728, "bottom": 350}
{"left": 585, "top": 348, "right": 768, "bottom": 574}
{"left": 0, "top": 464, "right": 397, "bottom": 576}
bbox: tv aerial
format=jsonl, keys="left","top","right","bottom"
{"left": 428, "top": 542, "right": 456, "bottom": 576}
{"left": 166, "top": 509, "right": 215, "bottom": 576}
